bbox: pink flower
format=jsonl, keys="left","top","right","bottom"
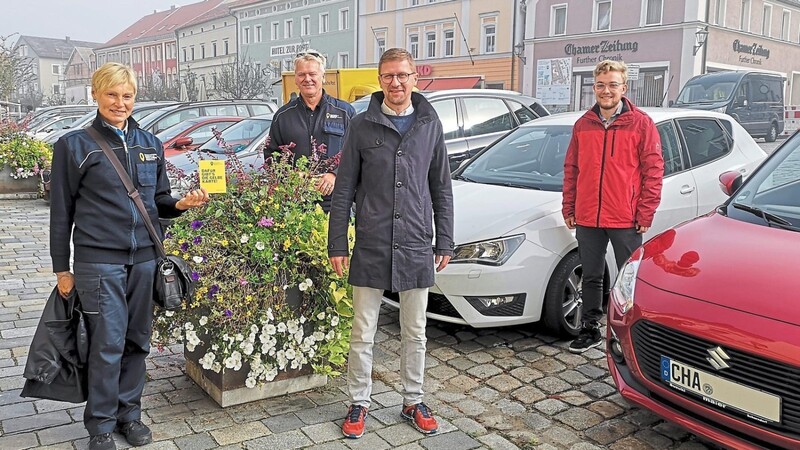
{"left": 258, "top": 217, "right": 275, "bottom": 227}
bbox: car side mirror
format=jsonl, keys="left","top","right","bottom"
{"left": 174, "top": 136, "right": 193, "bottom": 148}
{"left": 718, "top": 171, "right": 742, "bottom": 196}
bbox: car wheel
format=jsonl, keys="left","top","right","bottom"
{"left": 543, "top": 252, "right": 583, "bottom": 338}
{"left": 765, "top": 122, "right": 778, "bottom": 142}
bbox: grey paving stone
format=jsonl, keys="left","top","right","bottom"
{"left": 174, "top": 432, "right": 219, "bottom": 450}
{"left": 534, "top": 398, "right": 570, "bottom": 415}
{"left": 262, "top": 412, "right": 306, "bottom": 433}
{"left": 0, "top": 399, "right": 35, "bottom": 420}
{"left": 471, "top": 386, "right": 500, "bottom": 402}
{"left": 149, "top": 418, "right": 194, "bottom": 440}
{"left": 632, "top": 429, "right": 675, "bottom": 449}
{"left": 534, "top": 376, "right": 572, "bottom": 394}
{"left": 372, "top": 390, "right": 403, "bottom": 407}
{"left": 146, "top": 404, "right": 195, "bottom": 423}
{"left": 260, "top": 394, "right": 317, "bottom": 416}
{"left": 584, "top": 418, "right": 638, "bottom": 445}
{"left": 448, "top": 357, "right": 478, "bottom": 371}
{"left": 569, "top": 442, "right": 605, "bottom": 450}
{"left": 295, "top": 401, "right": 347, "bottom": 425}
{"left": 477, "top": 432, "right": 520, "bottom": 450}
{"left": 33, "top": 398, "right": 77, "bottom": 413}
{"left": 465, "top": 351, "right": 494, "bottom": 364}
{"left": 450, "top": 417, "right": 487, "bottom": 437}
{"left": 427, "top": 364, "right": 459, "bottom": 381}
{"left": 185, "top": 411, "right": 234, "bottom": 432}
{"left": 300, "top": 421, "right": 343, "bottom": 443}
{"left": 342, "top": 430, "right": 391, "bottom": 449}
{"left": 0, "top": 432, "right": 39, "bottom": 450}
{"left": 444, "top": 374, "right": 480, "bottom": 393}
{"left": 587, "top": 400, "right": 625, "bottom": 418}
{"left": 510, "top": 386, "right": 546, "bottom": 404}
{"left": 246, "top": 428, "right": 313, "bottom": 449}
{"left": 557, "top": 389, "right": 594, "bottom": 406}
{"left": 163, "top": 387, "right": 207, "bottom": 404}
{"left": 369, "top": 404, "right": 404, "bottom": 426}
{"left": 485, "top": 374, "right": 522, "bottom": 393}
{"left": 491, "top": 398, "right": 526, "bottom": 417}
{"left": 375, "top": 422, "right": 422, "bottom": 446}
{"left": 652, "top": 421, "right": 691, "bottom": 441}
{"left": 530, "top": 358, "right": 567, "bottom": 374}
{"left": 419, "top": 430, "right": 481, "bottom": 449}
{"left": 581, "top": 381, "right": 617, "bottom": 399}
{"left": 554, "top": 407, "right": 604, "bottom": 431}
{"left": 453, "top": 398, "right": 486, "bottom": 417}
{"left": 37, "top": 421, "right": 89, "bottom": 445}
{"left": 2, "top": 409, "right": 71, "bottom": 433}
{"left": 466, "top": 364, "right": 502, "bottom": 379}
{"left": 210, "top": 420, "right": 271, "bottom": 445}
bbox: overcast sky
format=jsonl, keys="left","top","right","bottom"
{"left": 0, "top": 0, "right": 186, "bottom": 45}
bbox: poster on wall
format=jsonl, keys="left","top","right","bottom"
{"left": 536, "top": 58, "right": 572, "bottom": 105}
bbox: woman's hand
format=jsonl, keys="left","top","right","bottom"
{"left": 315, "top": 173, "right": 336, "bottom": 196}
{"left": 176, "top": 188, "right": 210, "bottom": 210}
{"left": 56, "top": 271, "right": 74, "bottom": 298}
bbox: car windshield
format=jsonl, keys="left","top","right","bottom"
{"left": 458, "top": 125, "right": 572, "bottom": 192}
{"left": 198, "top": 118, "right": 271, "bottom": 154}
{"left": 675, "top": 79, "right": 737, "bottom": 104}
{"left": 351, "top": 96, "right": 371, "bottom": 114}
{"left": 727, "top": 135, "right": 800, "bottom": 230}
{"left": 156, "top": 120, "right": 199, "bottom": 142}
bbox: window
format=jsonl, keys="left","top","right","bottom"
{"left": 339, "top": 53, "right": 349, "bottom": 68}
{"left": 463, "top": 97, "right": 514, "bottom": 136}
{"left": 212, "top": 42, "right": 217, "bottom": 57}
{"left": 507, "top": 100, "right": 540, "bottom": 124}
{"left": 377, "top": 0, "right": 386, "bottom": 11}
{"left": 224, "top": 40, "right": 229, "bottom": 55}
{"left": 283, "top": 59, "right": 292, "bottom": 71}
{"left": 243, "top": 27, "right": 251, "bottom": 44}
{"left": 713, "top": 0, "right": 726, "bottom": 26}
{"left": 52, "top": 84, "right": 61, "bottom": 95}
{"left": 678, "top": 119, "right": 732, "bottom": 167}
{"left": 762, "top": 4, "right": 772, "bottom": 36}
{"left": 551, "top": 5, "right": 567, "bottom": 36}
{"left": 426, "top": 31, "right": 437, "bottom": 58}
{"left": 781, "top": 9, "right": 790, "bottom": 40}
{"left": 182, "top": 47, "right": 187, "bottom": 62}
{"left": 51, "top": 64, "right": 60, "bottom": 75}
{"left": 157, "top": 46, "right": 162, "bottom": 60}
{"left": 301, "top": 16, "right": 310, "bottom": 36}
{"left": 430, "top": 100, "right": 460, "bottom": 140}
{"left": 320, "top": 13, "right": 329, "bottom": 33}
{"left": 190, "top": 46, "right": 195, "bottom": 60}
{"left": 741, "top": 0, "right": 751, "bottom": 31}
{"left": 644, "top": 0, "right": 662, "bottom": 25}
{"left": 375, "top": 30, "right": 386, "bottom": 60}
{"left": 657, "top": 122, "right": 685, "bottom": 176}
{"left": 444, "top": 28, "right": 454, "bottom": 56}
{"left": 595, "top": 0, "right": 611, "bottom": 31}
{"left": 410, "top": 0, "right": 419, "bottom": 5}
{"left": 409, "top": 33, "right": 419, "bottom": 59}
{"left": 201, "top": 44, "right": 205, "bottom": 59}
{"left": 255, "top": 25, "right": 262, "bottom": 42}
{"left": 285, "top": 19, "right": 293, "bottom": 38}
{"left": 340, "top": 8, "right": 349, "bottom": 30}
{"left": 482, "top": 22, "right": 496, "bottom": 53}
{"left": 271, "top": 22, "right": 279, "bottom": 40}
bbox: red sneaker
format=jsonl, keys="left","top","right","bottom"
{"left": 401, "top": 402, "right": 438, "bottom": 434}
{"left": 341, "top": 405, "right": 368, "bottom": 439}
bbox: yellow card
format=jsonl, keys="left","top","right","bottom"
{"left": 198, "top": 160, "right": 227, "bottom": 194}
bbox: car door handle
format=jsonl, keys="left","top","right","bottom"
{"left": 680, "top": 185, "right": 696, "bottom": 194}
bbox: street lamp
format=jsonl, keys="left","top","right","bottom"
{"left": 693, "top": 26, "right": 709, "bottom": 56}
{"left": 513, "top": 42, "right": 527, "bottom": 64}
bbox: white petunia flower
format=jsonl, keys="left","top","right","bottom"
{"left": 240, "top": 234, "right": 250, "bottom": 243}
{"left": 192, "top": 256, "right": 204, "bottom": 264}
{"left": 241, "top": 341, "right": 254, "bottom": 355}
{"left": 255, "top": 241, "right": 265, "bottom": 251}
{"left": 277, "top": 322, "right": 287, "bottom": 333}
{"left": 165, "top": 310, "right": 175, "bottom": 317}
{"left": 316, "top": 312, "right": 325, "bottom": 320}
{"left": 330, "top": 315, "right": 339, "bottom": 327}
{"left": 285, "top": 348, "right": 296, "bottom": 360}
{"left": 184, "top": 322, "right": 194, "bottom": 331}
{"left": 245, "top": 377, "right": 257, "bottom": 388}
{"left": 298, "top": 280, "right": 309, "bottom": 291}
{"left": 199, "top": 316, "right": 208, "bottom": 326}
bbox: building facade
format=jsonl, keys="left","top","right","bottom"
{"left": 522, "top": 0, "right": 800, "bottom": 112}
{"left": 64, "top": 47, "right": 97, "bottom": 104}
{"left": 232, "top": 0, "right": 357, "bottom": 104}
{"left": 358, "top": 0, "right": 524, "bottom": 91}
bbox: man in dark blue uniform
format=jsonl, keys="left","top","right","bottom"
{"left": 265, "top": 50, "right": 355, "bottom": 212}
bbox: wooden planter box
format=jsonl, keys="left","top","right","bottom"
{"left": 0, "top": 167, "right": 39, "bottom": 199}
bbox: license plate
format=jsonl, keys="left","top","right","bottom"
{"left": 661, "top": 356, "right": 781, "bottom": 424}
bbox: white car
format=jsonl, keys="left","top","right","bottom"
{"left": 383, "top": 108, "right": 768, "bottom": 336}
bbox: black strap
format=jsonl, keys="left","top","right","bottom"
{"left": 85, "top": 126, "right": 167, "bottom": 259}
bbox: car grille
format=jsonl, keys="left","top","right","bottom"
{"left": 631, "top": 320, "right": 800, "bottom": 437}
{"left": 383, "top": 291, "right": 463, "bottom": 319}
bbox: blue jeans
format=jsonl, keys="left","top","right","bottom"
{"left": 73, "top": 260, "right": 155, "bottom": 436}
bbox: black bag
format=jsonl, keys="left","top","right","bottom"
{"left": 86, "top": 127, "right": 195, "bottom": 311}
{"left": 155, "top": 255, "right": 195, "bottom": 310}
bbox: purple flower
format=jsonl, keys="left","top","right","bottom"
{"left": 239, "top": 278, "right": 248, "bottom": 286}
{"left": 180, "top": 243, "right": 189, "bottom": 252}
{"left": 208, "top": 284, "right": 220, "bottom": 299}
{"left": 257, "top": 216, "right": 275, "bottom": 228}
{"left": 193, "top": 235, "right": 203, "bottom": 245}
{"left": 165, "top": 231, "right": 173, "bottom": 239}
{"left": 191, "top": 220, "right": 204, "bottom": 230}
{"left": 191, "top": 271, "right": 200, "bottom": 281}
{"left": 224, "top": 309, "right": 233, "bottom": 317}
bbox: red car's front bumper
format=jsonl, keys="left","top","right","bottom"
{"left": 607, "top": 280, "right": 800, "bottom": 450}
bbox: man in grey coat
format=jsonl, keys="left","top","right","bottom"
{"left": 328, "top": 48, "right": 454, "bottom": 439}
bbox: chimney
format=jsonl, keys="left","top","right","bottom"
{"left": 66, "top": 36, "right": 70, "bottom": 43}
{"left": 171, "top": 4, "right": 176, "bottom": 9}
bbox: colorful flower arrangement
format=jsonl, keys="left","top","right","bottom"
{"left": 0, "top": 120, "right": 52, "bottom": 180}
{"left": 152, "top": 140, "right": 354, "bottom": 388}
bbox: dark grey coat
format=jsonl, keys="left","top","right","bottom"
{"left": 328, "top": 92, "right": 454, "bottom": 292}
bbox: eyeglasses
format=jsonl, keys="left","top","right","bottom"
{"left": 379, "top": 72, "right": 416, "bottom": 84}
{"left": 296, "top": 51, "right": 323, "bottom": 59}
{"left": 593, "top": 82, "right": 624, "bottom": 91}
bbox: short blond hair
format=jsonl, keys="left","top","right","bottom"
{"left": 594, "top": 60, "right": 628, "bottom": 84}
{"left": 379, "top": 48, "right": 416, "bottom": 73}
{"left": 92, "top": 62, "right": 137, "bottom": 96}
{"left": 294, "top": 49, "right": 326, "bottom": 72}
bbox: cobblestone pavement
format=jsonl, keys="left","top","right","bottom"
{"left": 0, "top": 199, "right": 721, "bottom": 450}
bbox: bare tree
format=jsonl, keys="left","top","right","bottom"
{"left": 0, "top": 34, "right": 38, "bottom": 110}
{"left": 181, "top": 68, "right": 199, "bottom": 102}
{"left": 137, "top": 69, "right": 179, "bottom": 102}
{"left": 211, "top": 55, "right": 272, "bottom": 100}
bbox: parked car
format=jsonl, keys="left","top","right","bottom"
{"left": 167, "top": 114, "right": 273, "bottom": 194}
{"left": 673, "top": 70, "right": 785, "bottom": 142}
{"left": 352, "top": 89, "right": 549, "bottom": 170}
{"left": 157, "top": 116, "right": 241, "bottom": 157}
{"left": 19, "top": 105, "right": 96, "bottom": 129}
{"left": 383, "top": 108, "right": 768, "bottom": 336}
{"left": 607, "top": 130, "right": 800, "bottom": 450}
{"left": 138, "top": 100, "right": 276, "bottom": 135}
{"left": 28, "top": 114, "right": 83, "bottom": 139}
{"left": 41, "top": 102, "right": 181, "bottom": 145}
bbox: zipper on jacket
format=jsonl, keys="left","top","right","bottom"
{"left": 610, "top": 129, "right": 617, "bottom": 157}
{"left": 116, "top": 130, "right": 138, "bottom": 264}
{"left": 596, "top": 128, "right": 609, "bottom": 227}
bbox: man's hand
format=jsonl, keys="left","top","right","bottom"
{"left": 636, "top": 224, "right": 649, "bottom": 234}
{"left": 315, "top": 173, "right": 336, "bottom": 196}
{"left": 176, "top": 188, "right": 210, "bottom": 210}
{"left": 435, "top": 255, "right": 451, "bottom": 272}
{"left": 564, "top": 216, "right": 576, "bottom": 229}
{"left": 56, "top": 271, "right": 74, "bottom": 298}
{"left": 329, "top": 256, "right": 349, "bottom": 277}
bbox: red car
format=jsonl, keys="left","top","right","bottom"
{"left": 157, "top": 116, "right": 241, "bottom": 157}
{"left": 607, "top": 132, "right": 800, "bottom": 449}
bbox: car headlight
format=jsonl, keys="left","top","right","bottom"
{"left": 450, "top": 234, "right": 525, "bottom": 266}
{"left": 712, "top": 106, "right": 727, "bottom": 114}
{"left": 611, "top": 246, "right": 644, "bottom": 315}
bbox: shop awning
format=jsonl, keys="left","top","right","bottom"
{"left": 417, "top": 76, "right": 483, "bottom": 91}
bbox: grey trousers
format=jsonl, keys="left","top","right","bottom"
{"left": 347, "top": 286, "right": 429, "bottom": 408}
{"left": 575, "top": 226, "right": 641, "bottom": 327}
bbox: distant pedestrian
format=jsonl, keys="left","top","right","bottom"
{"left": 561, "top": 59, "right": 663, "bottom": 353}
{"left": 265, "top": 49, "right": 355, "bottom": 212}
{"left": 327, "top": 48, "right": 454, "bottom": 439}
{"left": 49, "top": 62, "right": 209, "bottom": 450}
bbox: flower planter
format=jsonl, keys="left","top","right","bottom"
{"left": 0, "top": 166, "right": 39, "bottom": 199}
{"left": 184, "top": 343, "right": 327, "bottom": 408}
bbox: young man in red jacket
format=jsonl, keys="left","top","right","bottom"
{"left": 562, "top": 60, "right": 664, "bottom": 353}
